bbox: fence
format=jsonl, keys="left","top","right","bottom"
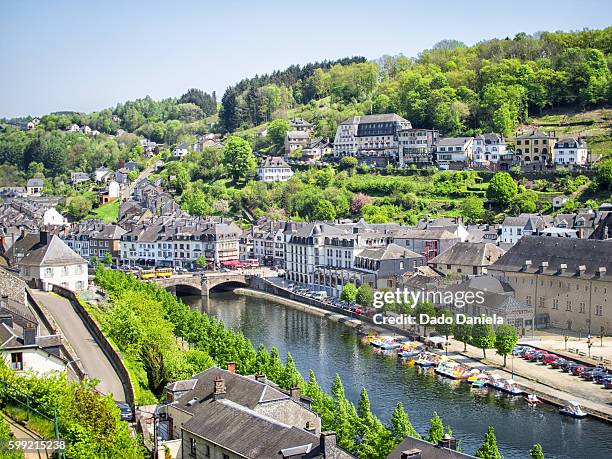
{"left": 50, "top": 284, "right": 135, "bottom": 407}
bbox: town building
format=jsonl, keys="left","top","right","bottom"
{"left": 172, "top": 142, "right": 189, "bottom": 159}
{"left": 289, "top": 117, "right": 314, "bottom": 134}
{"left": 553, "top": 137, "right": 588, "bottom": 166}
{"left": 162, "top": 365, "right": 353, "bottom": 458}
{"left": 256, "top": 156, "right": 294, "bottom": 182}
{"left": 26, "top": 178, "right": 44, "bottom": 196}
{"left": 499, "top": 214, "right": 553, "bottom": 246}
{"left": 398, "top": 128, "right": 439, "bottom": 166}
{"left": 390, "top": 228, "right": 461, "bottom": 261}
{"left": 18, "top": 233, "right": 88, "bottom": 291}
{"left": 301, "top": 138, "right": 332, "bottom": 163}
{"left": 115, "top": 167, "right": 129, "bottom": 185}
{"left": 387, "top": 433, "right": 476, "bottom": 459}
{"left": 429, "top": 242, "right": 506, "bottom": 276}
{"left": 100, "top": 180, "right": 121, "bottom": 205}
{"left": 488, "top": 236, "right": 612, "bottom": 333}
{"left": 94, "top": 166, "right": 113, "bottom": 183}
{"left": 472, "top": 133, "right": 506, "bottom": 166}
{"left": 69, "top": 172, "right": 90, "bottom": 186}
{"left": 435, "top": 137, "right": 474, "bottom": 166}
{"left": 514, "top": 131, "right": 557, "bottom": 167}
{"left": 333, "top": 114, "right": 412, "bottom": 165}
{"left": 284, "top": 130, "right": 310, "bottom": 155}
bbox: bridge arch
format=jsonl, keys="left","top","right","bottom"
{"left": 165, "top": 283, "right": 203, "bottom": 295}
{"left": 209, "top": 279, "right": 249, "bottom": 293}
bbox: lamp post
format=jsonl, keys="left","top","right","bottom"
{"left": 564, "top": 335, "right": 569, "bottom": 351}
{"left": 588, "top": 342, "right": 593, "bottom": 358}
{"left": 511, "top": 354, "right": 515, "bottom": 379}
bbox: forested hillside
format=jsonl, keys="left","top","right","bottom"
{"left": 219, "top": 28, "right": 612, "bottom": 138}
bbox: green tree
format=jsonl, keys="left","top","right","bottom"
{"left": 340, "top": 283, "right": 357, "bottom": 303}
{"left": 415, "top": 302, "right": 436, "bottom": 336}
{"left": 196, "top": 255, "right": 207, "bottom": 270}
{"left": 339, "top": 156, "right": 358, "bottom": 174}
{"left": 434, "top": 308, "right": 455, "bottom": 342}
{"left": 461, "top": 196, "right": 485, "bottom": 223}
{"left": 475, "top": 426, "right": 503, "bottom": 459}
{"left": 141, "top": 342, "right": 169, "bottom": 398}
{"left": 102, "top": 252, "right": 113, "bottom": 266}
{"left": 67, "top": 196, "right": 93, "bottom": 219}
{"left": 356, "top": 284, "right": 374, "bottom": 307}
{"left": 453, "top": 323, "right": 472, "bottom": 352}
{"left": 530, "top": 443, "right": 545, "bottom": 459}
{"left": 426, "top": 412, "right": 445, "bottom": 445}
{"left": 472, "top": 320, "right": 496, "bottom": 358}
{"left": 495, "top": 324, "right": 519, "bottom": 366}
{"left": 596, "top": 158, "right": 612, "bottom": 190}
{"left": 313, "top": 199, "right": 337, "bottom": 221}
{"left": 223, "top": 136, "right": 256, "bottom": 183}
{"left": 267, "top": 119, "right": 291, "bottom": 148}
{"left": 390, "top": 402, "right": 420, "bottom": 441}
{"left": 279, "top": 352, "right": 304, "bottom": 390}
{"left": 487, "top": 172, "right": 518, "bottom": 208}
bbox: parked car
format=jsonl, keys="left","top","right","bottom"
{"left": 522, "top": 349, "right": 537, "bottom": 359}
{"left": 583, "top": 369, "right": 607, "bottom": 381}
{"left": 561, "top": 361, "right": 579, "bottom": 372}
{"left": 604, "top": 379, "right": 612, "bottom": 389}
{"left": 542, "top": 354, "right": 559, "bottom": 365}
{"left": 550, "top": 358, "right": 568, "bottom": 369}
{"left": 115, "top": 402, "right": 133, "bottom": 422}
{"left": 528, "top": 351, "right": 549, "bottom": 362}
{"left": 571, "top": 365, "right": 591, "bottom": 376}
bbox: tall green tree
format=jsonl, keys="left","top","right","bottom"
{"left": 356, "top": 284, "right": 374, "bottom": 307}
{"left": 266, "top": 119, "right": 291, "bottom": 148}
{"left": 472, "top": 320, "right": 496, "bottom": 358}
{"left": 223, "top": 135, "right": 256, "bottom": 183}
{"left": 453, "top": 323, "right": 472, "bottom": 352}
{"left": 487, "top": 172, "right": 518, "bottom": 208}
{"left": 415, "top": 302, "right": 436, "bottom": 336}
{"left": 434, "top": 308, "right": 455, "bottom": 343}
{"left": 389, "top": 402, "right": 420, "bottom": 441}
{"left": 475, "top": 426, "right": 503, "bottom": 459}
{"left": 426, "top": 412, "right": 445, "bottom": 445}
{"left": 461, "top": 196, "right": 485, "bottom": 223}
{"left": 495, "top": 324, "right": 519, "bottom": 366}
{"left": 341, "top": 283, "right": 357, "bottom": 303}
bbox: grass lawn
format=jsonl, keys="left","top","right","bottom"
{"left": 89, "top": 200, "right": 120, "bottom": 223}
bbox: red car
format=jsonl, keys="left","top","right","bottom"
{"left": 542, "top": 354, "right": 559, "bottom": 365}
{"left": 522, "top": 350, "right": 537, "bottom": 360}
{"left": 571, "top": 365, "right": 590, "bottom": 376}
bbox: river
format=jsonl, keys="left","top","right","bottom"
{"left": 182, "top": 291, "right": 612, "bottom": 459}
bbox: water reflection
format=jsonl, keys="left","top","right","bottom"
{"left": 182, "top": 292, "right": 612, "bottom": 459}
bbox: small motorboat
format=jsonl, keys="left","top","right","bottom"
{"left": 379, "top": 340, "right": 401, "bottom": 351}
{"left": 398, "top": 348, "right": 421, "bottom": 359}
{"left": 415, "top": 352, "right": 439, "bottom": 367}
{"left": 496, "top": 378, "right": 524, "bottom": 395}
{"left": 559, "top": 401, "right": 588, "bottom": 418}
{"left": 525, "top": 394, "right": 542, "bottom": 405}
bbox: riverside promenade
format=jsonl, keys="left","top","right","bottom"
{"left": 236, "top": 285, "right": 612, "bottom": 423}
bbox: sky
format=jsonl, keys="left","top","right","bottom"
{"left": 0, "top": 0, "right": 610, "bottom": 118}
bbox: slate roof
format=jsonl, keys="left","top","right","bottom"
{"left": 20, "top": 235, "right": 85, "bottom": 267}
{"left": 429, "top": 242, "right": 505, "bottom": 267}
{"left": 554, "top": 137, "right": 587, "bottom": 149}
{"left": 286, "top": 130, "right": 310, "bottom": 140}
{"left": 27, "top": 178, "right": 44, "bottom": 187}
{"left": 173, "top": 367, "right": 289, "bottom": 415}
{"left": 590, "top": 212, "right": 612, "bottom": 240}
{"left": 261, "top": 156, "right": 291, "bottom": 168}
{"left": 357, "top": 243, "right": 422, "bottom": 261}
{"left": 515, "top": 130, "right": 555, "bottom": 139}
{"left": 392, "top": 228, "right": 459, "bottom": 240}
{"left": 489, "top": 236, "right": 612, "bottom": 280}
{"left": 436, "top": 137, "right": 472, "bottom": 147}
{"left": 388, "top": 435, "right": 477, "bottom": 459}
{"left": 183, "top": 398, "right": 324, "bottom": 459}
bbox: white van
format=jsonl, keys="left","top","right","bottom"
{"left": 313, "top": 291, "right": 327, "bottom": 300}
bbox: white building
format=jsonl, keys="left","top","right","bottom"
{"left": 256, "top": 157, "right": 293, "bottom": 182}
{"left": 94, "top": 167, "right": 113, "bottom": 183}
{"left": 435, "top": 137, "right": 474, "bottom": 164}
{"left": 172, "top": 143, "right": 189, "bottom": 159}
{"left": 43, "top": 208, "right": 67, "bottom": 226}
{"left": 473, "top": 133, "right": 506, "bottom": 165}
{"left": 26, "top": 178, "right": 44, "bottom": 196}
{"left": 107, "top": 180, "right": 121, "bottom": 199}
{"left": 19, "top": 234, "right": 88, "bottom": 291}
{"left": 398, "top": 128, "right": 438, "bottom": 165}
{"left": 499, "top": 214, "right": 551, "bottom": 245}
{"left": 1, "top": 322, "right": 66, "bottom": 375}
{"left": 554, "top": 137, "right": 588, "bottom": 165}
{"left": 333, "top": 114, "right": 412, "bottom": 162}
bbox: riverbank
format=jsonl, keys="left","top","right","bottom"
{"left": 234, "top": 286, "right": 612, "bottom": 424}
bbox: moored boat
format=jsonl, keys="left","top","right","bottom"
{"left": 559, "top": 401, "right": 588, "bottom": 418}
{"left": 525, "top": 394, "right": 542, "bottom": 405}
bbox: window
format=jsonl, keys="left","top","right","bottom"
{"left": 11, "top": 353, "right": 23, "bottom": 371}
{"left": 566, "top": 301, "right": 572, "bottom": 312}
{"left": 205, "top": 444, "right": 211, "bottom": 457}
{"left": 552, "top": 299, "right": 559, "bottom": 310}
{"left": 579, "top": 302, "right": 585, "bottom": 314}
{"left": 44, "top": 267, "right": 53, "bottom": 277}
{"left": 223, "top": 455, "right": 229, "bottom": 459}
{"left": 190, "top": 438, "right": 196, "bottom": 456}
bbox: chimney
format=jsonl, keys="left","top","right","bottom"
{"left": 401, "top": 449, "right": 422, "bottom": 459}
{"left": 438, "top": 435, "right": 459, "bottom": 450}
{"left": 577, "top": 265, "right": 586, "bottom": 276}
{"left": 305, "top": 420, "right": 316, "bottom": 433}
{"left": 538, "top": 261, "right": 548, "bottom": 273}
{"left": 523, "top": 260, "right": 532, "bottom": 271}
{"left": 0, "top": 315, "right": 13, "bottom": 329}
{"left": 39, "top": 230, "right": 49, "bottom": 245}
{"left": 255, "top": 374, "right": 266, "bottom": 383}
{"left": 213, "top": 375, "right": 226, "bottom": 400}
{"left": 226, "top": 361, "right": 236, "bottom": 374}
{"left": 559, "top": 263, "right": 567, "bottom": 274}
{"left": 597, "top": 267, "right": 607, "bottom": 278}
{"left": 23, "top": 323, "right": 36, "bottom": 346}
{"left": 320, "top": 432, "right": 337, "bottom": 458}
{"left": 289, "top": 386, "right": 301, "bottom": 401}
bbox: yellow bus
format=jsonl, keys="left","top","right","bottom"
{"left": 155, "top": 268, "right": 173, "bottom": 278}
{"left": 139, "top": 269, "right": 157, "bottom": 280}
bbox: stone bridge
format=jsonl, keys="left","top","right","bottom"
{"left": 151, "top": 269, "right": 274, "bottom": 295}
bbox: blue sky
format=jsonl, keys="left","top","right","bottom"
{"left": 0, "top": 0, "right": 610, "bottom": 118}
